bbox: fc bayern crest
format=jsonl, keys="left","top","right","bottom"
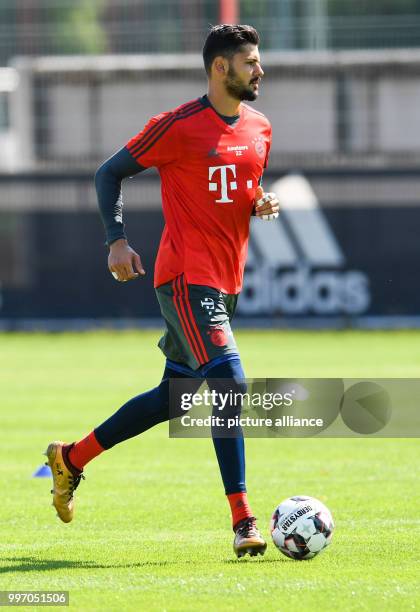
{"left": 253, "top": 136, "right": 266, "bottom": 159}
{"left": 207, "top": 326, "right": 228, "bottom": 346}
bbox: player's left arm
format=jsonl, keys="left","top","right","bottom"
{"left": 253, "top": 125, "right": 279, "bottom": 221}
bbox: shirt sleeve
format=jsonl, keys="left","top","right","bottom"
{"left": 258, "top": 125, "right": 272, "bottom": 186}
{"left": 95, "top": 147, "right": 146, "bottom": 246}
{"left": 125, "top": 111, "right": 180, "bottom": 168}
{"left": 263, "top": 125, "right": 272, "bottom": 169}
{"left": 253, "top": 124, "right": 272, "bottom": 214}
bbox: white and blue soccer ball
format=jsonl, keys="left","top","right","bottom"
{"left": 270, "top": 495, "right": 334, "bottom": 560}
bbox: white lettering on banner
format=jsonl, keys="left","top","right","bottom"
{"left": 239, "top": 174, "right": 372, "bottom": 316}
{"left": 208, "top": 164, "right": 237, "bottom": 203}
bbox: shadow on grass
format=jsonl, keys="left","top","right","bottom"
{"left": 223, "top": 558, "right": 287, "bottom": 564}
{"left": 0, "top": 557, "right": 176, "bottom": 574}
{"left": 1, "top": 556, "right": 286, "bottom": 574}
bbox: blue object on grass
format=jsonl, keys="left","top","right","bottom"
{"left": 32, "top": 464, "right": 52, "bottom": 477}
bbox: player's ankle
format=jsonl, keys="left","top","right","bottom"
{"left": 67, "top": 431, "right": 104, "bottom": 471}
{"left": 62, "top": 443, "right": 83, "bottom": 476}
{"left": 227, "top": 491, "right": 253, "bottom": 529}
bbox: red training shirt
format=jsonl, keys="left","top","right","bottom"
{"left": 125, "top": 97, "right": 272, "bottom": 294}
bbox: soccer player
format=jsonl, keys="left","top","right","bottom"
{"left": 45, "top": 24, "right": 279, "bottom": 558}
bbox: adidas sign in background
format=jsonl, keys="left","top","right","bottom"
{"left": 1, "top": 169, "right": 420, "bottom": 325}
{"left": 241, "top": 174, "right": 371, "bottom": 316}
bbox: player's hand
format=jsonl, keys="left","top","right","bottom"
{"left": 254, "top": 185, "right": 280, "bottom": 221}
{"left": 108, "top": 238, "right": 145, "bottom": 282}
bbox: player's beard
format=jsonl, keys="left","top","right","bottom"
{"left": 224, "top": 63, "right": 259, "bottom": 101}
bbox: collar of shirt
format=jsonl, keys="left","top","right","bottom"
{"left": 200, "top": 94, "right": 240, "bottom": 127}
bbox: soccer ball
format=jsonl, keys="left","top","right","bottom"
{"left": 270, "top": 495, "right": 334, "bottom": 560}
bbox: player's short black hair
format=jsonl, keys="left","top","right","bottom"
{"left": 202, "top": 24, "right": 260, "bottom": 76}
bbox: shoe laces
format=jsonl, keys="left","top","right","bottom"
{"left": 68, "top": 473, "right": 85, "bottom": 500}
{"left": 236, "top": 517, "right": 258, "bottom": 537}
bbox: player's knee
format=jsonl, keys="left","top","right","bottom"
{"left": 206, "top": 357, "right": 247, "bottom": 396}
{"left": 233, "top": 377, "right": 248, "bottom": 397}
{"left": 157, "top": 378, "right": 170, "bottom": 410}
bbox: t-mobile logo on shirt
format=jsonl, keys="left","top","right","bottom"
{"left": 208, "top": 164, "right": 238, "bottom": 203}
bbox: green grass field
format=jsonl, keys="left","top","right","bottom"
{"left": 1, "top": 330, "right": 419, "bottom": 611}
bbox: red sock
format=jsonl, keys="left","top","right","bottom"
{"left": 68, "top": 431, "right": 104, "bottom": 471}
{"left": 227, "top": 492, "right": 253, "bottom": 529}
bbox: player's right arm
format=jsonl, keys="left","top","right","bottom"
{"left": 95, "top": 111, "right": 179, "bottom": 282}
{"left": 95, "top": 147, "right": 146, "bottom": 282}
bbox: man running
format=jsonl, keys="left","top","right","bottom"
{"left": 45, "top": 24, "right": 279, "bottom": 558}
